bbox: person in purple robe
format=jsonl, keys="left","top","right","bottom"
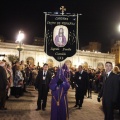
{"left": 54, "top": 28, "right": 67, "bottom": 47}
{"left": 49, "top": 66, "right": 70, "bottom": 120}
{"left": 62, "top": 63, "right": 70, "bottom": 79}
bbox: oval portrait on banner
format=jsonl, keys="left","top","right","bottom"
{"left": 53, "top": 25, "right": 68, "bottom": 47}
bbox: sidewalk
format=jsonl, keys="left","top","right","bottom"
{"left": 0, "top": 86, "right": 119, "bottom": 120}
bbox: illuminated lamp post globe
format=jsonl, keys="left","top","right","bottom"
{"left": 16, "top": 30, "right": 25, "bottom": 61}
{"left": 118, "top": 24, "right": 120, "bottom": 32}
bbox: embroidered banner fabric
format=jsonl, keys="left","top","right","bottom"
{"left": 44, "top": 13, "right": 77, "bottom": 61}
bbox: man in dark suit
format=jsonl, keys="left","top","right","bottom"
{"left": 97, "top": 62, "right": 120, "bottom": 120}
{"left": 0, "top": 62, "right": 8, "bottom": 110}
{"left": 35, "top": 63, "right": 51, "bottom": 111}
{"left": 74, "top": 65, "right": 88, "bottom": 109}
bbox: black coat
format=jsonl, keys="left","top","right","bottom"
{"left": 75, "top": 71, "right": 89, "bottom": 94}
{"left": 0, "top": 66, "right": 7, "bottom": 90}
{"left": 35, "top": 70, "right": 51, "bottom": 92}
{"left": 99, "top": 72, "right": 120, "bottom": 104}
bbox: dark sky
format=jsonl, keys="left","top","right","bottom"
{"left": 1, "top": 0, "right": 120, "bottom": 52}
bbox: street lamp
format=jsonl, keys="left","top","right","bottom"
{"left": 118, "top": 24, "right": 120, "bottom": 32}
{"left": 16, "top": 30, "right": 24, "bottom": 61}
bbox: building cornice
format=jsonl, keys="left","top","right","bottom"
{"left": 0, "top": 42, "right": 44, "bottom": 52}
{"left": 0, "top": 42, "right": 115, "bottom": 59}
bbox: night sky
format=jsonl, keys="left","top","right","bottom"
{"left": 1, "top": 0, "right": 120, "bottom": 52}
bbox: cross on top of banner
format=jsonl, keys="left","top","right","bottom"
{"left": 60, "top": 6, "right": 66, "bottom": 15}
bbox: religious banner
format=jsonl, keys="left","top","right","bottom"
{"left": 44, "top": 11, "right": 77, "bottom": 62}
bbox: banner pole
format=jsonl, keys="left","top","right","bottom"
{"left": 76, "top": 13, "right": 79, "bottom": 63}
{"left": 44, "top": 12, "right": 47, "bottom": 57}
{"left": 44, "top": 12, "right": 48, "bottom": 63}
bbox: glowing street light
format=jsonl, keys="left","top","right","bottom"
{"left": 16, "top": 30, "right": 25, "bottom": 61}
{"left": 118, "top": 24, "right": 120, "bottom": 32}
{"left": 16, "top": 31, "right": 24, "bottom": 42}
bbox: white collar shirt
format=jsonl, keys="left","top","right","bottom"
{"left": 106, "top": 71, "right": 112, "bottom": 77}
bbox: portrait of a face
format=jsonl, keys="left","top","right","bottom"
{"left": 53, "top": 25, "right": 68, "bottom": 47}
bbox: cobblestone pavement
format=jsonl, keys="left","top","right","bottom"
{"left": 0, "top": 86, "right": 119, "bottom": 120}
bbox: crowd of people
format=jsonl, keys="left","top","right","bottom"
{"left": 0, "top": 60, "right": 39, "bottom": 110}
{"left": 0, "top": 59, "right": 120, "bottom": 120}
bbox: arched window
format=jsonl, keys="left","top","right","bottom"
{"left": 26, "top": 57, "right": 34, "bottom": 66}
{"left": 47, "top": 59, "right": 53, "bottom": 68}
{"left": 97, "top": 62, "right": 104, "bottom": 69}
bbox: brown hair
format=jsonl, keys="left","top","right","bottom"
{"left": 16, "top": 65, "right": 22, "bottom": 70}
{"left": 105, "top": 62, "right": 112, "bottom": 65}
{"left": 43, "top": 63, "right": 48, "bottom": 67}
{"left": 113, "top": 66, "right": 120, "bottom": 74}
